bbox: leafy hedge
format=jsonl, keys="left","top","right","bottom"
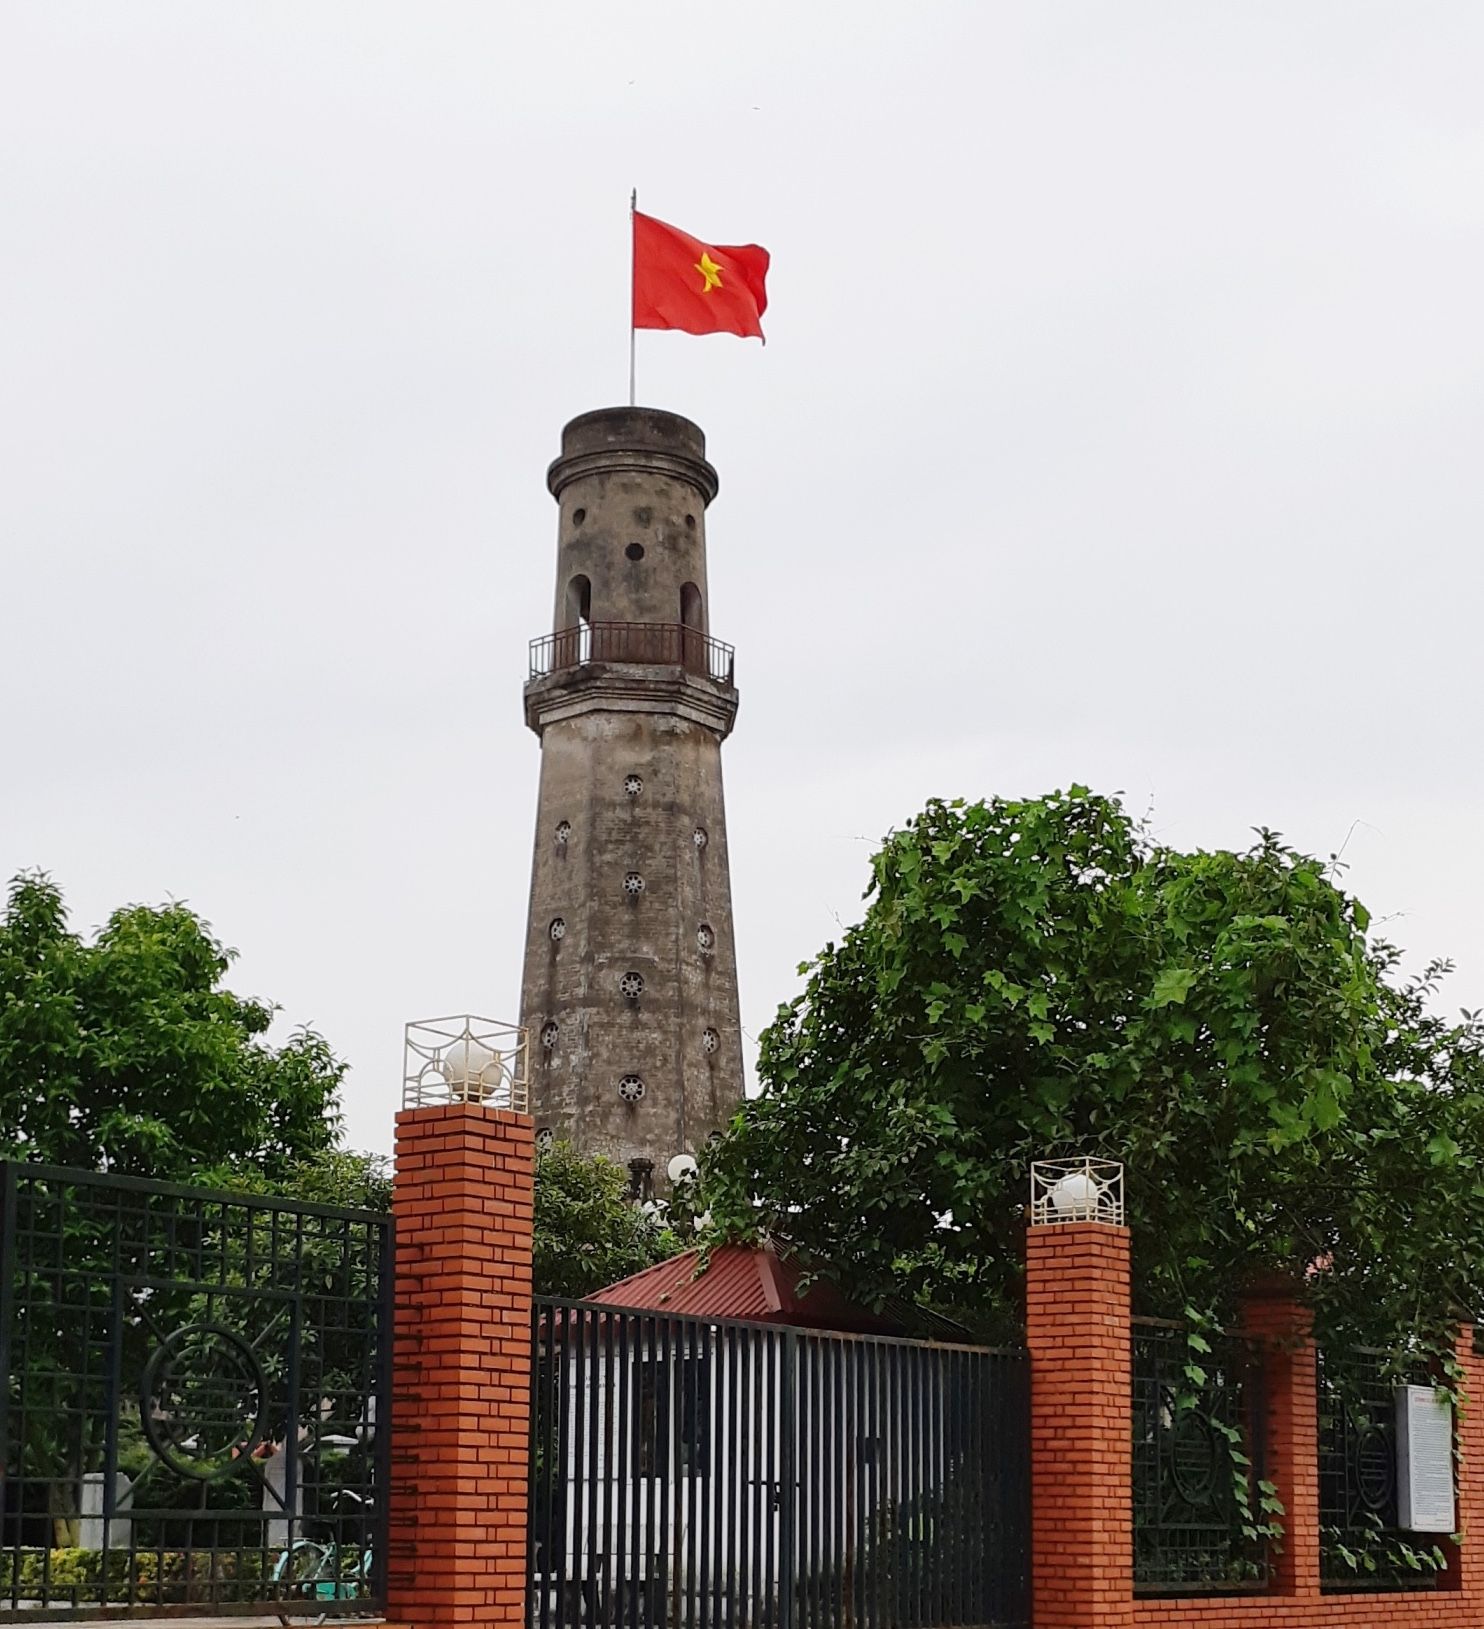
{"left": 0, "top": 1547, "right": 367, "bottom": 1605}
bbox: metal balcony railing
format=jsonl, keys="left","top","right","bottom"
{"left": 528, "top": 621, "right": 736, "bottom": 685}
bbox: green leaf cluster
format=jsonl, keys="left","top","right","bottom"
{"left": 533, "top": 1139, "right": 680, "bottom": 1298}
{"left": 0, "top": 872, "right": 343, "bottom": 1182}
{"left": 706, "top": 789, "right": 1484, "bottom": 1353}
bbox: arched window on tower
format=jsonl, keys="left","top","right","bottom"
{"left": 680, "top": 582, "right": 703, "bottom": 675}
{"left": 559, "top": 574, "right": 592, "bottom": 667}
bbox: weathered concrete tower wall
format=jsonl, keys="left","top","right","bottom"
{"left": 520, "top": 408, "right": 744, "bottom": 1178}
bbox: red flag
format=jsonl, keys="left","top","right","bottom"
{"left": 632, "top": 210, "right": 769, "bottom": 342}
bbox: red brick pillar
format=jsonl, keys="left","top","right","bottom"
{"left": 1443, "top": 1324, "right": 1484, "bottom": 1594}
{"left": 1026, "top": 1220, "right": 1134, "bottom": 1629}
{"left": 386, "top": 1104, "right": 535, "bottom": 1629}
{"left": 1238, "top": 1280, "right": 1318, "bottom": 1597}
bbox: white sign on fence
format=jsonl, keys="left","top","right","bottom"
{"left": 1395, "top": 1384, "right": 1456, "bottom": 1533}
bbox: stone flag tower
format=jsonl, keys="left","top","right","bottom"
{"left": 520, "top": 407, "right": 744, "bottom": 1181}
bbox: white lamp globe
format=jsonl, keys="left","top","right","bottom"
{"left": 440, "top": 1038, "right": 502, "bottom": 1099}
{"left": 667, "top": 1153, "right": 699, "bottom": 1185}
{"left": 1050, "top": 1170, "right": 1102, "bottom": 1219}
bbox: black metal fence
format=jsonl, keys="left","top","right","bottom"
{"left": 1317, "top": 1347, "right": 1448, "bottom": 1591}
{"left": 529, "top": 1299, "right": 1029, "bottom": 1629}
{"left": 0, "top": 1162, "right": 392, "bottom": 1619}
{"left": 1132, "top": 1319, "right": 1270, "bottom": 1594}
{"left": 529, "top": 623, "right": 736, "bottom": 686}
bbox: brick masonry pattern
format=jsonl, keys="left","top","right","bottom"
{"left": 386, "top": 1104, "right": 535, "bottom": 1629}
{"left": 1027, "top": 1221, "right": 1484, "bottom": 1628}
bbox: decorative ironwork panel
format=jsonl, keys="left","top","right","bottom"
{"left": 0, "top": 1163, "right": 391, "bottom": 1620}
{"left": 1132, "top": 1321, "right": 1270, "bottom": 1593}
{"left": 529, "top": 1298, "right": 1030, "bottom": 1629}
{"left": 1317, "top": 1348, "right": 1448, "bottom": 1591}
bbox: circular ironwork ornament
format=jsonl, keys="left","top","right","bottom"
{"left": 1355, "top": 1422, "right": 1395, "bottom": 1512}
{"left": 1169, "top": 1412, "right": 1222, "bottom": 1506}
{"left": 140, "top": 1322, "right": 268, "bottom": 1481}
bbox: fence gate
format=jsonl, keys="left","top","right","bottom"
{"left": 530, "top": 1299, "right": 1030, "bottom": 1629}
{"left": 0, "top": 1162, "right": 392, "bottom": 1619}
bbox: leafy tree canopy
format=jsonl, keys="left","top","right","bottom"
{"left": 535, "top": 1138, "right": 679, "bottom": 1298}
{"left": 706, "top": 789, "right": 1484, "bottom": 1354}
{"left": 0, "top": 872, "right": 343, "bottom": 1184}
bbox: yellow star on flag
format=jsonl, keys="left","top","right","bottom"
{"left": 694, "top": 252, "right": 724, "bottom": 294}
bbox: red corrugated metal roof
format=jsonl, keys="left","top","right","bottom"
{"left": 591, "top": 1243, "right": 906, "bottom": 1334}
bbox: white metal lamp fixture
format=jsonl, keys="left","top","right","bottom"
{"left": 1029, "top": 1157, "right": 1125, "bottom": 1226}
{"left": 403, "top": 1015, "right": 529, "bottom": 1113}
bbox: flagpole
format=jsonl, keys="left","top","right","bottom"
{"left": 628, "top": 188, "right": 637, "bottom": 407}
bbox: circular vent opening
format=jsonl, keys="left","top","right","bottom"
{"left": 619, "top": 971, "right": 645, "bottom": 1000}
{"left": 536, "top": 1127, "right": 555, "bottom": 1150}
{"left": 624, "top": 774, "right": 643, "bottom": 797}
{"left": 618, "top": 1075, "right": 646, "bottom": 1104}
{"left": 549, "top": 918, "right": 566, "bottom": 943}
{"left": 555, "top": 820, "right": 571, "bottom": 845}
{"left": 693, "top": 827, "right": 708, "bottom": 849}
{"left": 624, "top": 872, "right": 646, "bottom": 895}
{"left": 697, "top": 923, "right": 715, "bottom": 953}
{"left": 702, "top": 1027, "right": 719, "bottom": 1054}
{"left": 626, "top": 542, "right": 645, "bottom": 561}
{"left": 540, "top": 1022, "right": 559, "bottom": 1048}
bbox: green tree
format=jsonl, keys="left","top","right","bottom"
{"left": 0, "top": 872, "right": 342, "bottom": 1181}
{"left": 534, "top": 1139, "right": 679, "bottom": 1298}
{"left": 706, "top": 789, "right": 1484, "bottom": 1354}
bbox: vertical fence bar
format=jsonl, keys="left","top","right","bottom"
{"left": 616, "top": 1308, "right": 632, "bottom": 1629}
{"left": 749, "top": 1329, "right": 763, "bottom": 1629}
{"left": 0, "top": 1164, "right": 16, "bottom": 1615}
{"left": 658, "top": 1316, "right": 675, "bottom": 1629}
{"left": 779, "top": 1328, "right": 797, "bottom": 1629}
{"left": 703, "top": 1322, "right": 713, "bottom": 1629}
{"left": 602, "top": 1306, "right": 617, "bottom": 1627}
{"left": 830, "top": 1338, "right": 844, "bottom": 1629}
{"left": 643, "top": 1314, "right": 660, "bottom": 1629}
{"left": 763, "top": 1330, "right": 777, "bottom": 1629}
{"left": 564, "top": 1307, "right": 581, "bottom": 1629}
{"left": 723, "top": 1323, "right": 738, "bottom": 1629}
{"left": 586, "top": 1308, "right": 603, "bottom": 1629}
{"left": 806, "top": 1336, "right": 821, "bottom": 1629}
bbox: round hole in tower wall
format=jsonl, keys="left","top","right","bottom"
{"left": 702, "top": 1027, "right": 719, "bottom": 1055}
{"left": 618, "top": 1075, "right": 646, "bottom": 1104}
{"left": 693, "top": 827, "right": 708, "bottom": 849}
{"left": 555, "top": 820, "right": 571, "bottom": 846}
{"left": 549, "top": 918, "right": 566, "bottom": 943}
{"left": 697, "top": 923, "right": 715, "bottom": 954}
{"left": 624, "top": 774, "right": 643, "bottom": 797}
{"left": 619, "top": 971, "right": 645, "bottom": 1000}
{"left": 625, "top": 542, "right": 645, "bottom": 561}
{"left": 572, "top": 508, "right": 586, "bottom": 526}
{"left": 540, "top": 1021, "right": 559, "bottom": 1048}
{"left": 536, "top": 1127, "right": 555, "bottom": 1151}
{"left": 624, "top": 873, "right": 646, "bottom": 896}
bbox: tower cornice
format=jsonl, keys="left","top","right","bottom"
{"left": 523, "top": 663, "right": 738, "bottom": 740}
{"left": 546, "top": 446, "right": 719, "bottom": 507}
{"left": 545, "top": 406, "right": 719, "bottom": 507}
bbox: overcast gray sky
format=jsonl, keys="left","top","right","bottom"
{"left": 3, "top": 3, "right": 1482, "bottom": 1155}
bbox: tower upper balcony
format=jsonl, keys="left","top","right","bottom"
{"left": 528, "top": 622, "right": 735, "bottom": 686}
